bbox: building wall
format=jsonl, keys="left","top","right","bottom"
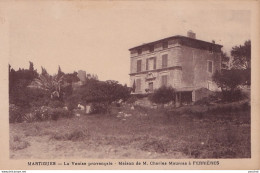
{"left": 179, "top": 45, "right": 221, "bottom": 90}
{"left": 130, "top": 41, "right": 221, "bottom": 94}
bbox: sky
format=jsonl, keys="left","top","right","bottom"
{"left": 3, "top": 1, "right": 251, "bottom": 85}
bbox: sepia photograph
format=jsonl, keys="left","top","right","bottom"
{"left": 0, "top": 0, "right": 260, "bottom": 170}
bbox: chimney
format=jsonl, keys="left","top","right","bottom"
{"left": 187, "top": 30, "right": 196, "bottom": 39}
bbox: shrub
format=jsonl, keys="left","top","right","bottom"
{"left": 65, "top": 95, "right": 79, "bottom": 111}
{"left": 149, "top": 86, "right": 175, "bottom": 106}
{"left": 23, "top": 113, "right": 37, "bottom": 123}
{"left": 50, "top": 108, "right": 71, "bottom": 120}
{"left": 126, "top": 95, "right": 138, "bottom": 104}
{"left": 9, "top": 104, "right": 23, "bottom": 123}
{"left": 31, "top": 106, "right": 52, "bottom": 121}
{"left": 91, "top": 103, "right": 109, "bottom": 114}
{"left": 212, "top": 69, "right": 249, "bottom": 102}
{"left": 194, "top": 93, "right": 219, "bottom": 105}
{"left": 48, "top": 100, "right": 64, "bottom": 108}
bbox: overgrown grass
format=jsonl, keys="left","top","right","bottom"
{"left": 10, "top": 135, "right": 30, "bottom": 151}
{"left": 50, "top": 129, "right": 90, "bottom": 141}
{"left": 9, "top": 101, "right": 251, "bottom": 159}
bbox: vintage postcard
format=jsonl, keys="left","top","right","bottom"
{"left": 0, "top": 0, "right": 259, "bottom": 170}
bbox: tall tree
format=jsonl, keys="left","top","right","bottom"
{"left": 231, "top": 40, "right": 251, "bottom": 70}
{"left": 57, "top": 65, "right": 65, "bottom": 78}
{"left": 221, "top": 51, "right": 230, "bottom": 69}
{"left": 29, "top": 61, "right": 34, "bottom": 71}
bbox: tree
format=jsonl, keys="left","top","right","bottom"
{"left": 9, "top": 62, "right": 39, "bottom": 107}
{"left": 57, "top": 66, "right": 65, "bottom": 79}
{"left": 32, "top": 68, "right": 65, "bottom": 100}
{"left": 71, "top": 79, "right": 131, "bottom": 114}
{"left": 231, "top": 40, "right": 251, "bottom": 70}
{"left": 212, "top": 69, "right": 245, "bottom": 101}
{"left": 29, "top": 61, "right": 34, "bottom": 71}
{"left": 221, "top": 51, "right": 230, "bottom": 69}
{"left": 149, "top": 86, "right": 175, "bottom": 107}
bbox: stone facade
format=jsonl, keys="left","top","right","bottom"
{"left": 129, "top": 31, "right": 222, "bottom": 102}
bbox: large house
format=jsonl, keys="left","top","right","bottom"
{"left": 129, "top": 31, "right": 222, "bottom": 104}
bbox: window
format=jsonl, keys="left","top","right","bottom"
{"left": 137, "top": 49, "right": 142, "bottom": 55}
{"left": 137, "top": 60, "right": 142, "bottom": 72}
{"left": 209, "top": 47, "right": 213, "bottom": 54}
{"left": 149, "top": 45, "right": 154, "bottom": 52}
{"left": 161, "top": 75, "right": 168, "bottom": 86}
{"left": 162, "top": 42, "right": 168, "bottom": 49}
{"left": 153, "top": 57, "right": 156, "bottom": 69}
{"left": 136, "top": 79, "right": 141, "bottom": 92}
{"left": 162, "top": 54, "right": 168, "bottom": 68}
{"left": 207, "top": 60, "right": 213, "bottom": 73}
{"left": 146, "top": 57, "right": 156, "bottom": 70}
{"left": 148, "top": 82, "right": 153, "bottom": 92}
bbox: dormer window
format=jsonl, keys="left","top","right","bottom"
{"left": 162, "top": 42, "right": 168, "bottom": 49}
{"left": 137, "top": 48, "right": 142, "bottom": 55}
{"left": 209, "top": 47, "right": 213, "bottom": 54}
{"left": 149, "top": 45, "right": 154, "bottom": 52}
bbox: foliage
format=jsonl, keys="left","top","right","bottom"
{"left": 221, "top": 51, "right": 230, "bottom": 69}
{"left": 32, "top": 71, "right": 65, "bottom": 99}
{"left": 72, "top": 79, "right": 131, "bottom": 113}
{"left": 30, "top": 106, "right": 71, "bottom": 122}
{"left": 48, "top": 100, "right": 64, "bottom": 108}
{"left": 194, "top": 93, "right": 220, "bottom": 106}
{"left": 212, "top": 69, "right": 249, "bottom": 102}
{"left": 9, "top": 62, "right": 38, "bottom": 107}
{"left": 231, "top": 40, "right": 251, "bottom": 70}
{"left": 9, "top": 104, "right": 23, "bottom": 123}
{"left": 149, "top": 86, "right": 175, "bottom": 105}
{"left": 213, "top": 69, "right": 245, "bottom": 92}
{"left": 50, "top": 108, "right": 71, "bottom": 120}
{"left": 63, "top": 72, "right": 80, "bottom": 84}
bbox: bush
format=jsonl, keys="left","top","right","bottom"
{"left": 126, "top": 95, "right": 138, "bottom": 104}
{"left": 48, "top": 100, "right": 64, "bottom": 108}
{"left": 50, "top": 108, "right": 72, "bottom": 120}
{"left": 91, "top": 103, "right": 109, "bottom": 114}
{"left": 9, "top": 104, "right": 23, "bottom": 123}
{"left": 31, "top": 106, "right": 51, "bottom": 121}
{"left": 212, "top": 69, "right": 249, "bottom": 102}
{"left": 149, "top": 86, "right": 175, "bottom": 105}
{"left": 65, "top": 95, "right": 79, "bottom": 111}
{"left": 194, "top": 93, "right": 219, "bottom": 105}
{"left": 20, "top": 106, "right": 72, "bottom": 122}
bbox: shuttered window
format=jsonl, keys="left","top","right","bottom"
{"left": 161, "top": 75, "right": 168, "bottom": 86}
{"left": 137, "top": 49, "right": 142, "bottom": 55}
{"left": 162, "top": 42, "right": 168, "bottom": 49}
{"left": 153, "top": 57, "right": 156, "bottom": 69}
{"left": 137, "top": 60, "right": 142, "bottom": 72}
{"left": 149, "top": 45, "right": 154, "bottom": 52}
{"left": 146, "top": 59, "right": 148, "bottom": 70}
{"left": 162, "top": 54, "right": 168, "bottom": 68}
{"left": 136, "top": 79, "right": 141, "bottom": 91}
{"left": 207, "top": 60, "right": 213, "bottom": 73}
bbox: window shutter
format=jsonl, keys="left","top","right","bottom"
{"left": 153, "top": 57, "right": 156, "bottom": 69}
{"left": 146, "top": 59, "right": 148, "bottom": 70}
{"left": 162, "top": 54, "right": 168, "bottom": 68}
{"left": 161, "top": 75, "right": 168, "bottom": 86}
{"left": 137, "top": 60, "right": 142, "bottom": 72}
